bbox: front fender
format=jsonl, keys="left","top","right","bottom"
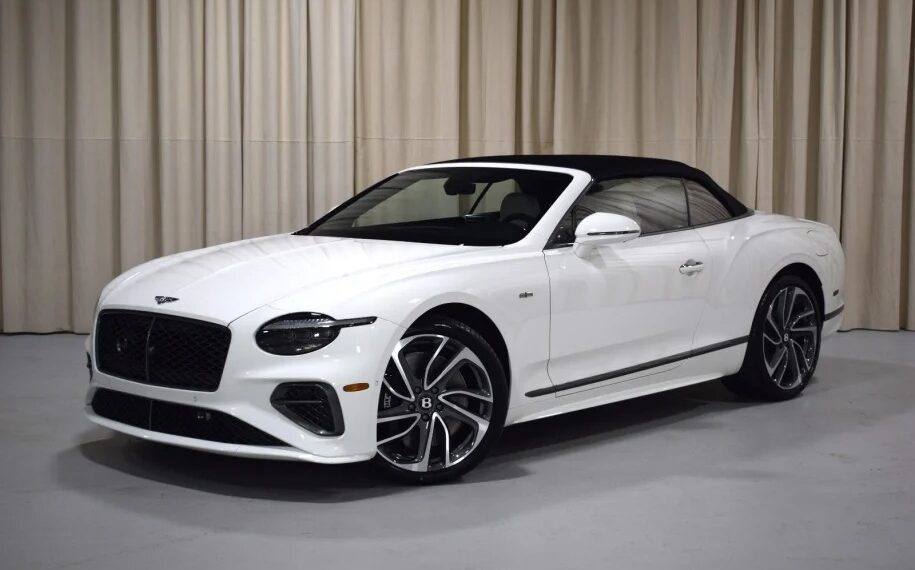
{"left": 270, "top": 249, "right": 554, "bottom": 409}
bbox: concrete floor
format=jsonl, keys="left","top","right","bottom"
{"left": 0, "top": 331, "right": 913, "bottom": 569}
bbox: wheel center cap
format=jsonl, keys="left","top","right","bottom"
{"left": 783, "top": 333, "right": 790, "bottom": 343}
{"left": 418, "top": 394, "right": 434, "bottom": 410}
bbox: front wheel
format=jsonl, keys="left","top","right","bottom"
{"left": 722, "top": 275, "right": 822, "bottom": 401}
{"left": 373, "top": 315, "right": 508, "bottom": 484}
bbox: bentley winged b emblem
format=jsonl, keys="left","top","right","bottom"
{"left": 154, "top": 296, "right": 179, "bottom": 305}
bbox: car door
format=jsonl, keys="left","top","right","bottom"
{"left": 543, "top": 177, "right": 712, "bottom": 395}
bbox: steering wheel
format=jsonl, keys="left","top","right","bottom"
{"left": 501, "top": 212, "right": 538, "bottom": 232}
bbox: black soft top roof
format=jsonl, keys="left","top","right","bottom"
{"left": 435, "top": 154, "right": 748, "bottom": 216}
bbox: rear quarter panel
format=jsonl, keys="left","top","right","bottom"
{"left": 693, "top": 212, "right": 845, "bottom": 354}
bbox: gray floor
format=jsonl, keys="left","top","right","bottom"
{"left": 1, "top": 332, "right": 913, "bottom": 570}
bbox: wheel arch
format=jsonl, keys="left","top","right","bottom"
{"left": 412, "top": 303, "right": 511, "bottom": 387}
{"left": 692, "top": 219, "right": 833, "bottom": 353}
{"left": 768, "top": 262, "right": 825, "bottom": 319}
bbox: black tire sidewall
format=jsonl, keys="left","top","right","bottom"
{"left": 372, "top": 315, "right": 508, "bottom": 484}
{"left": 738, "top": 274, "right": 823, "bottom": 400}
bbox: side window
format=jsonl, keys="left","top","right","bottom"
{"left": 584, "top": 177, "right": 688, "bottom": 234}
{"left": 549, "top": 177, "right": 688, "bottom": 245}
{"left": 684, "top": 180, "right": 732, "bottom": 225}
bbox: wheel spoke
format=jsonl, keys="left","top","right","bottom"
{"left": 439, "top": 388, "right": 493, "bottom": 403}
{"left": 426, "top": 346, "right": 486, "bottom": 390}
{"left": 765, "top": 345, "right": 788, "bottom": 376}
{"left": 784, "top": 287, "right": 797, "bottom": 329}
{"left": 388, "top": 338, "right": 418, "bottom": 401}
{"left": 790, "top": 339, "right": 811, "bottom": 374}
{"left": 382, "top": 373, "right": 413, "bottom": 403}
{"left": 377, "top": 414, "right": 420, "bottom": 445}
{"left": 434, "top": 413, "right": 452, "bottom": 468}
{"left": 784, "top": 340, "right": 802, "bottom": 388}
{"left": 408, "top": 416, "right": 438, "bottom": 472}
{"left": 422, "top": 336, "right": 449, "bottom": 387}
{"left": 774, "top": 352, "right": 790, "bottom": 386}
{"left": 790, "top": 324, "right": 818, "bottom": 338}
{"left": 791, "top": 308, "right": 815, "bottom": 322}
{"left": 774, "top": 288, "right": 789, "bottom": 332}
{"left": 766, "top": 313, "right": 781, "bottom": 336}
{"left": 763, "top": 331, "right": 781, "bottom": 345}
{"left": 440, "top": 399, "right": 489, "bottom": 447}
{"left": 766, "top": 297, "right": 783, "bottom": 335}
{"left": 378, "top": 407, "right": 415, "bottom": 421}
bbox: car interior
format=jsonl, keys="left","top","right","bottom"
{"left": 307, "top": 168, "right": 572, "bottom": 246}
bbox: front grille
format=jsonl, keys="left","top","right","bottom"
{"left": 91, "top": 389, "right": 287, "bottom": 446}
{"left": 271, "top": 383, "right": 345, "bottom": 436}
{"left": 95, "top": 310, "right": 231, "bottom": 391}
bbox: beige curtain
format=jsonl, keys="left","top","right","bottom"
{"left": 0, "top": 0, "right": 355, "bottom": 332}
{"left": 1, "top": 0, "right": 913, "bottom": 333}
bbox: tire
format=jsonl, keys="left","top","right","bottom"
{"left": 722, "top": 275, "right": 823, "bottom": 401}
{"left": 373, "top": 315, "right": 508, "bottom": 484}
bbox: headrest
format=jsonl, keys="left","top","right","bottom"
{"left": 499, "top": 193, "right": 540, "bottom": 221}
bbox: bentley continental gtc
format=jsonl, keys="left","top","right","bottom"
{"left": 85, "top": 155, "right": 845, "bottom": 483}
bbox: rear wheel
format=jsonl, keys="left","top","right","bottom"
{"left": 373, "top": 315, "right": 507, "bottom": 484}
{"left": 722, "top": 275, "right": 822, "bottom": 401}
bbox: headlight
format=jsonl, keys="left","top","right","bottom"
{"left": 255, "top": 313, "right": 377, "bottom": 356}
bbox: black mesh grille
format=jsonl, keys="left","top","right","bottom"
{"left": 95, "top": 312, "right": 152, "bottom": 382}
{"left": 271, "top": 383, "right": 344, "bottom": 436}
{"left": 96, "top": 310, "right": 231, "bottom": 391}
{"left": 91, "top": 389, "right": 287, "bottom": 447}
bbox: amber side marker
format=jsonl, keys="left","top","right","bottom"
{"left": 343, "top": 382, "right": 370, "bottom": 393}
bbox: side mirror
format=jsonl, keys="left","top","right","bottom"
{"left": 573, "top": 212, "right": 641, "bottom": 257}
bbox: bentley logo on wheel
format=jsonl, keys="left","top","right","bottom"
{"left": 420, "top": 397, "right": 433, "bottom": 410}
{"left": 154, "top": 296, "right": 179, "bottom": 305}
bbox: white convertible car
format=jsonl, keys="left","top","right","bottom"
{"left": 85, "top": 155, "right": 845, "bottom": 483}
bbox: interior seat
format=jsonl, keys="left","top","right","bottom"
{"left": 499, "top": 193, "right": 540, "bottom": 227}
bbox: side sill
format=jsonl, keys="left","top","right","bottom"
{"left": 824, "top": 305, "right": 844, "bottom": 321}
{"left": 526, "top": 336, "right": 749, "bottom": 397}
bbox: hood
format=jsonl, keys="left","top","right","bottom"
{"left": 100, "top": 234, "right": 472, "bottom": 324}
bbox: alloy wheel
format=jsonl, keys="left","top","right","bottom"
{"left": 376, "top": 334, "right": 494, "bottom": 473}
{"left": 762, "top": 286, "right": 819, "bottom": 390}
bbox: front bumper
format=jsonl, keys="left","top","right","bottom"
{"left": 84, "top": 410, "right": 375, "bottom": 463}
{"left": 85, "top": 307, "right": 404, "bottom": 464}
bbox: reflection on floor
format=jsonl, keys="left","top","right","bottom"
{"left": 1, "top": 330, "right": 913, "bottom": 569}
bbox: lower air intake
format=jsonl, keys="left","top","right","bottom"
{"left": 91, "top": 388, "right": 287, "bottom": 447}
{"left": 270, "top": 383, "right": 345, "bottom": 436}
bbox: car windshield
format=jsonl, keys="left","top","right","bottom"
{"left": 300, "top": 167, "right": 573, "bottom": 246}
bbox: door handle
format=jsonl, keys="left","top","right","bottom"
{"left": 679, "top": 259, "right": 704, "bottom": 275}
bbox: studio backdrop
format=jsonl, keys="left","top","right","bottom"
{"left": 1, "top": 0, "right": 913, "bottom": 333}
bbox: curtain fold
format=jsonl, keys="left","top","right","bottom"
{"left": 1, "top": 0, "right": 913, "bottom": 332}
{"left": 696, "top": 0, "right": 760, "bottom": 207}
{"left": 840, "top": 0, "right": 913, "bottom": 329}
{"left": 355, "top": 0, "right": 461, "bottom": 188}
{"left": 907, "top": 2, "right": 915, "bottom": 327}
{"left": 553, "top": 0, "right": 699, "bottom": 161}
